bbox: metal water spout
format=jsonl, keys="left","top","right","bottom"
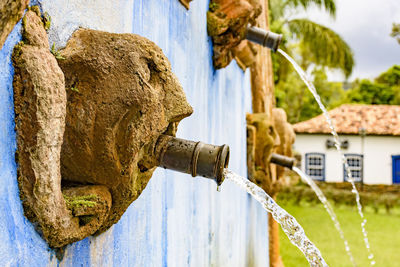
{"left": 246, "top": 25, "right": 282, "bottom": 52}
{"left": 270, "top": 153, "right": 296, "bottom": 170}
{"left": 156, "top": 135, "right": 230, "bottom": 185}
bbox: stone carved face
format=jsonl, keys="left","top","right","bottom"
{"left": 14, "top": 11, "right": 192, "bottom": 248}
{"left": 246, "top": 113, "right": 280, "bottom": 195}
{"left": 58, "top": 29, "right": 193, "bottom": 232}
{"left": 246, "top": 113, "right": 279, "bottom": 169}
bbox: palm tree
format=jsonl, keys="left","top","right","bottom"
{"left": 269, "top": 0, "right": 354, "bottom": 123}
{"left": 269, "top": 0, "right": 354, "bottom": 80}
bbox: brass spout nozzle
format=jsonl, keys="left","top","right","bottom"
{"left": 246, "top": 26, "right": 282, "bottom": 52}
{"left": 156, "top": 135, "right": 230, "bottom": 185}
{"left": 270, "top": 153, "right": 296, "bottom": 170}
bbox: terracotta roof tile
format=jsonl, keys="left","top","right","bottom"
{"left": 293, "top": 104, "right": 400, "bottom": 136}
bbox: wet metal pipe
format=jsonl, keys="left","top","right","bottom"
{"left": 270, "top": 153, "right": 296, "bottom": 170}
{"left": 246, "top": 26, "right": 282, "bottom": 52}
{"left": 156, "top": 135, "right": 230, "bottom": 185}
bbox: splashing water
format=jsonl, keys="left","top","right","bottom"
{"left": 278, "top": 49, "right": 375, "bottom": 265}
{"left": 224, "top": 169, "right": 328, "bottom": 267}
{"left": 293, "top": 167, "right": 356, "bottom": 266}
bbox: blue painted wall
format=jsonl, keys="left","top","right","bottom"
{"left": 0, "top": 0, "right": 269, "bottom": 266}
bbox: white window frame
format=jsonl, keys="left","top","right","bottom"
{"left": 344, "top": 154, "right": 363, "bottom": 183}
{"left": 305, "top": 153, "right": 325, "bottom": 181}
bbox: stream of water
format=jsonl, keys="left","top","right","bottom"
{"left": 224, "top": 169, "right": 328, "bottom": 267}
{"left": 278, "top": 49, "right": 375, "bottom": 265}
{"left": 293, "top": 167, "right": 356, "bottom": 266}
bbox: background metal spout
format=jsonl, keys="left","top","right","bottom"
{"left": 270, "top": 153, "right": 296, "bottom": 169}
{"left": 156, "top": 135, "right": 230, "bottom": 185}
{"left": 246, "top": 26, "right": 282, "bottom": 52}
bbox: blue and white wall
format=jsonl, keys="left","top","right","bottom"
{"left": 0, "top": 0, "right": 269, "bottom": 266}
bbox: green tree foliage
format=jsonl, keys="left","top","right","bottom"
{"left": 275, "top": 68, "right": 346, "bottom": 123}
{"left": 376, "top": 65, "right": 400, "bottom": 86}
{"left": 346, "top": 65, "right": 400, "bottom": 105}
{"left": 288, "top": 19, "right": 354, "bottom": 77}
{"left": 270, "top": 0, "right": 355, "bottom": 123}
{"left": 278, "top": 65, "right": 400, "bottom": 124}
{"left": 269, "top": 0, "right": 354, "bottom": 80}
{"left": 346, "top": 80, "right": 394, "bottom": 104}
{"left": 391, "top": 23, "right": 400, "bottom": 44}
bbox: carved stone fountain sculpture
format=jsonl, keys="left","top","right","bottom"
{"left": 13, "top": 10, "right": 193, "bottom": 248}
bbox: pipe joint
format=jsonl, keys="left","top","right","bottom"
{"left": 270, "top": 153, "right": 296, "bottom": 170}
{"left": 246, "top": 26, "right": 282, "bottom": 52}
{"left": 157, "top": 135, "right": 230, "bottom": 185}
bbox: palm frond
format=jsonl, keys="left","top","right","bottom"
{"left": 284, "top": 0, "right": 336, "bottom": 17}
{"left": 288, "top": 18, "right": 354, "bottom": 77}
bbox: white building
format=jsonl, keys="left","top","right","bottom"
{"left": 293, "top": 104, "right": 400, "bottom": 185}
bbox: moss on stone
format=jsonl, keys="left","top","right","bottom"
{"left": 209, "top": 2, "right": 219, "bottom": 12}
{"left": 63, "top": 194, "right": 97, "bottom": 209}
{"left": 13, "top": 41, "right": 24, "bottom": 57}
{"left": 28, "top": 5, "right": 41, "bottom": 17}
{"left": 21, "top": 15, "right": 27, "bottom": 28}
{"left": 207, "top": 12, "right": 229, "bottom": 36}
{"left": 50, "top": 43, "right": 65, "bottom": 60}
{"left": 68, "top": 86, "right": 79, "bottom": 92}
{"left": 43, "top": 12, "right": 51, "bottom": 31}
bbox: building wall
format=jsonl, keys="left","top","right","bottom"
{"left": 295, "top": 134, "right": 400, "bottom": 184}
{"left": 0, "top": 0, "right": 269, "bottom": 266}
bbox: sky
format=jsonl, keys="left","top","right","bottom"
{"left": 294, "top": 0, "right": 400, "bottom": 81}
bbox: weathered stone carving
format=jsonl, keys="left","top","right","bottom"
{"left": 246, "top": 110, "right": 295, "bottom": 194}
{"left": 13, "top": 10, "right": 111, "bottom": 249}
{"left": 246, "top": 113, "right": 279, "bottom": 195}
{"left": 59, "top": 27, "right": 193, "bottom": 233}
{"left": 247, "top": 110, "right": 294, "bottom": 267}
{"left": 207, "top": 0, "right": 261, "bottom": 69}
{"left": 179, "top": 0, "right": 192, "bottom": 9}
{"left": 13, "top": 10, "right": 192, "bottom": 248}
{"left": 272, "top": 108, "right": 295, "bottom": 181}
{"left": 0, "top": 0, "right": 29, "bottom": 48}
{"left": 232, "top": 40, "right": 258, "bottom": 71}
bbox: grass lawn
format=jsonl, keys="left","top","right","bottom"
{"left": 279, "top": 202, "right": 400, "bottom": 266}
